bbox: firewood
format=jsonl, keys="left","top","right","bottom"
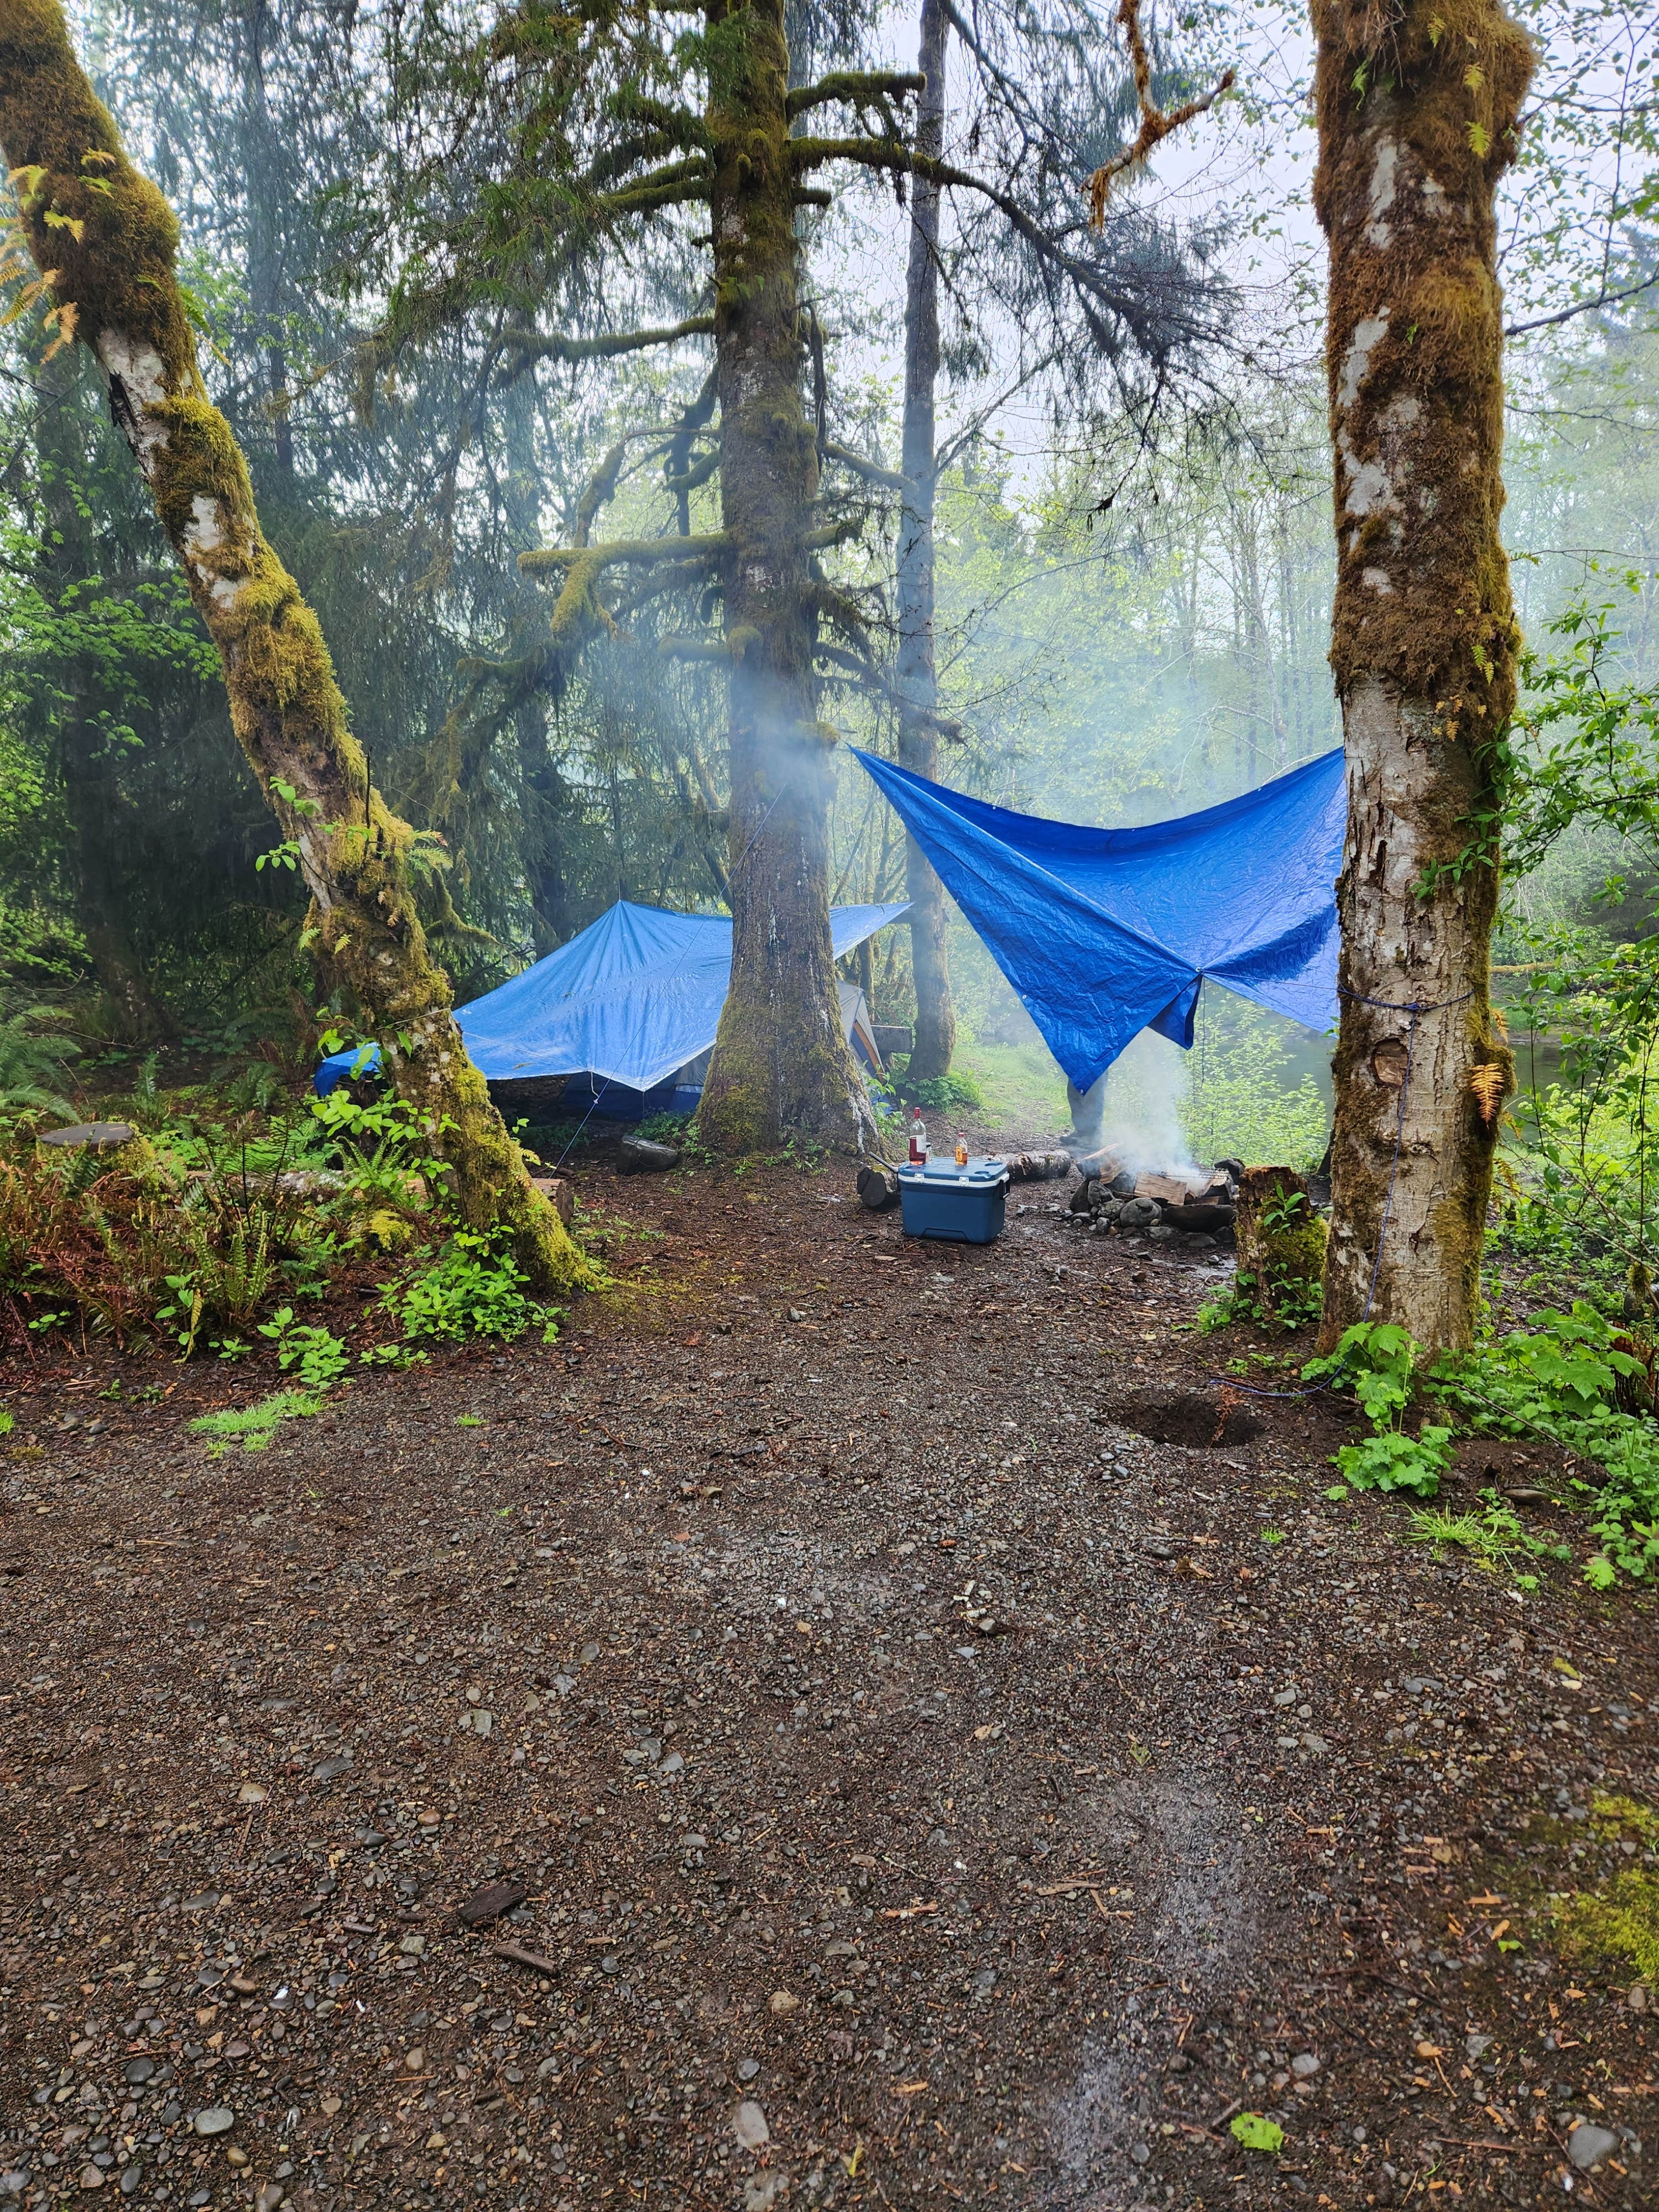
{"left": 856, "top": 1164, "right": 901, "bottom": 1212}
{"left": 1008, "top": 1150, "right": 1074, "bottom": 1183}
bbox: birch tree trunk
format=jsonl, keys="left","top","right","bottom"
{"left": 894, "top": 0, "right": 956, "bottom": 1082}
{"left": 0, "top": 0, "right": 589, "bottom": 1291}
{"left": 1312, "top": 0, "right": 1531, "bottom": 1351}
{"left": 696, "top": 0, "right": 873, "bottom": 1154}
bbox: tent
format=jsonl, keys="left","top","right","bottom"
{"left": 314, "top": 897, "right": 910, "bottom": 1117}
{"left": 853, "top": 746, "right": 1345, "bottom": 1093}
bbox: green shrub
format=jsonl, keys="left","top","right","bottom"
{"left": 383, "top": 1230, "right": 560, "bottom": 1344}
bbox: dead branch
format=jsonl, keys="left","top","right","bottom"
{"left": 1087, "top": 0, "right": 1234, "bottom": 226}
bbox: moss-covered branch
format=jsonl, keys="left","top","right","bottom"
{"left": 822, "top": 439, "right": 910, "bottom": 492}
{"left": 0, "top": 0, "right": 591, "bottom": 1294}
{"left": 786, "top": 69, "right": 924, "bottom": 119}
{"left": 498, "top": 314, "right": 714, "bottom": 367}
{"left": 1086, "top": 0, "right": 1235, "bottom": 223}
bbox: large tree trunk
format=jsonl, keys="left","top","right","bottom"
{"left": 0, "top": 0, "right": 588, "bottom": 1291}
{"left": 894, "top": 0, "right": 956, "bottom": 1082}
{"left": 1312, "top": 0, "right": 1530, "bottom": 1353}
{"left": 696, "top": 0, "right": 872, "bottom": 1154}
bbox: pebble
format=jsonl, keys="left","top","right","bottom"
{"left": 1290, "top": 2053, "right": 1319, "bottom": 2078}
{"left": 254, "top": 2187, "right": 285, "bottom": 2212}
{"left": 311, "top": 1754, "right": 353, "bottom": 1782}
{"left": 237, "top": 1782, "right": 268, "bottom": 1804}
{"left": 123, "top": 2059, "right": 154, "bottom": 2085}
{"left": 768, "top": 1991, "right": 800, "bottom": 2015}
{"left": 732, "top": 2101, "right": 770, "bottom": 2150}
{"left": 76, "top": 2167, "right": 104, "bottom": 2192}
{"left": 191, "top": 2110, "right": 234, "bottom": 2138}
{"left": 1567, "top": 2122, "right": 1618, "bottom": 2171}
{"left": 737, "top": 2058, "right": 760, "bottom": 2082}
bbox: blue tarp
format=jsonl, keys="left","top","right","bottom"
{"left": 853, "top": 746, "right": 1346, "bottom": 1093}
{"left": 314, "top": 898, "right": 910, "bottom": 1101}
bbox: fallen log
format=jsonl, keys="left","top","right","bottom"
{"left": 1008, "top": 1150, "right": 1073, "bottom": 1183}
{"left": 617, "top": 1136, "right": 681, "bottom": 1175}
{"left": 856, "top": 1164, "right": 901, "bottom": 1212}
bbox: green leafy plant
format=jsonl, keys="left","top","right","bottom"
{"left": 383, "top": 1229, "right": 560, "bottom": 1344}
{"left": 257, "top": 1306, "right": 350, "bottom": 1389}
{"left": 1406, "top": 1494, "right": 1547, "bottom": 1576}
{"left": 0, "top": 1004, "right": 77, "bottom": 1120}
{"left": 1302, "top": 1321, "right": 1453, "bottom": 1496}
{"left": 1230, "top": 2114, "right": 1284, "bottom": 2154}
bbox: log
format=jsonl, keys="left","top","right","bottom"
{"left": 617, "top": 1136, "right": 681, "bottom": 1175}
{"left": 856, "top": 1164, "right": 901, "bottom": 1212}
{"left": 1008, "top": 1150, "right": 1073, "bottom": 1183}
{"left": 1162, "top": 1202, "right": 1236, "bottom": 1234}
{"left": 530, "top": 1176, "right": 576, "bottom": 1225}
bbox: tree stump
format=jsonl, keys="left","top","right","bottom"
{"left": 1234, "top": 1166, "right": 1327, "bottom": 1322}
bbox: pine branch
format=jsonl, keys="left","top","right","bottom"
{"left": 1087, "top": 0, "right": 1234, "bottom": 224}
{"left": 823, "top": 439, "right": 911, "bottom": 493}
{"left": 499, "top": 316, "right": 714, "bottom": 367}
{"left": 787, "top": 70, "right": 924, "bottom": 120}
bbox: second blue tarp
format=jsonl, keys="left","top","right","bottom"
{"left": 853, "top": 746, "right": 1345, "bottom": 1092}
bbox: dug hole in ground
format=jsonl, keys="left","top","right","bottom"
{"left": 1, "top": 1128, "right": 1653, "bottom": 2212}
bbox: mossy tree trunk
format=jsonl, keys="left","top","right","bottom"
{"left": 1311, "top": 0, "right": 1530, "bottom": 1353}
{"left": 894, "top": 0, "right": 956, "bottom": 1083}
{"left": 0, "top": 0, "right": 588, "bottom": 1291}
{"left": 695, "top": 0, "right": 873, "bottom": 1155}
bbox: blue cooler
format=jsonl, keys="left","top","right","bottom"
{"left": 896, "top": 1156, "right": 1010, "bottom": 1244}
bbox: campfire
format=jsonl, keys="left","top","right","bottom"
{"left": 1066, "top": 1149, "right": 1240, "bottom": 1252}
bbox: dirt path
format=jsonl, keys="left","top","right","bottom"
{"left": 2, "top": 1156, "right": 1655, "bottom": 2212}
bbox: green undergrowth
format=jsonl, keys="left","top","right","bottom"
{"left": 1294, "top": 1305, "right": 1659, "bottom": 1584}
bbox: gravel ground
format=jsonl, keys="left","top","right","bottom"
{"left": 2, "top": 1150, "right": 1656, "bottom": 2212}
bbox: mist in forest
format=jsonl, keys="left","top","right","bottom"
{"left": 0, "top": 0, "right": 1652, "bottom": 1146}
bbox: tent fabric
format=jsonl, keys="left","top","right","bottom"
{"left": 852, "top": 746, "right": 1346, "bottom": 1094}
{"left": 314, "top": 898, "right": 909, "bottom": 1098}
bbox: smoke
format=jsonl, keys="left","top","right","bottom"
{"left": 1073, "top": 1026, "right": 1203, "bottom": 1179}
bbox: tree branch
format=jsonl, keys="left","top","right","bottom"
{"left": 1505, "top": 269, "right": 1659, "bottom": 337}
{"left": 1087, "top": 0, "right": 1234, "bottom": 224}
{"left": 520, "top": 531, "right": 731, "bottom": 577}
{"left": 823, "top": 439, "right": 912, "bottom": 492}
{"left": 499, "top": 315, "right": 714, "bottom": 367}
{"left": 787, "top": 70, "right": 924, "bottom": 120}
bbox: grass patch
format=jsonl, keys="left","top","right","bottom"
{"left": 1553, "top": 1871, "right": 1659, "bottom": 1984}
{"left": 189, "top": 1387, "right": 327, "bottom": 1455}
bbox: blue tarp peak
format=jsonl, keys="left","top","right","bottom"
{"left": 852, "top": 746, "right": 1345, "bottom": 1093}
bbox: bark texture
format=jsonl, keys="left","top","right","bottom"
{"left": 894, "top": 0, "right": 956, "bottom": 1082}
{"left": 1312, "top": 0, "right": 1530, "bottom": 1351}
{"left": 0, "top": 0, "right": 589, "bottom": 1291}
{"left": 695, "top": 0, "right": 873, "bottom": 1154}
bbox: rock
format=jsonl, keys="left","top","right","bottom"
{"left": 39, "top": 1123, "right": 136, "bottom": 1152}
{"left": 732, "top": 2100, "right": 770, "bottom": 2151}
{"left": 1466, "top": 2033, "right": 1494, "bottom": 2058}
{"left": 404, "top": 2048, "right": 425, "bottom": 2074}
{"left": 0, "top": 2175, "right": 30, "bottom": 2200}
{"left": 1290, "top": 2053, "right": 1319, "bottom": 2078}
{"left": 190, "top": 2109, "right": 234, "bottom": 2138}
{"left": 254, "top": 2187, "right": 285, "bottom": 2212}
{"left": 119, "top": 2171, "right": 143, "bottom": 2198}
{"left": 1567, "top": 2123, "right": 1619, "bottom": 2171}
{"left": 124, "top": 2058, "right": 154, "bottom": 2085}
{"left": 768, "top": 1990, "right": 800, "bottom": 2015}
{"left": 310, "top": 1753, "right": 352, "bottom": 1782}
{"left": 744, "top": 2178, "right": 785, "bottom": 2212}
{"left": 737, "top": 2057, "right": 760, "bottom": 2082}
{"left": 237, "top": 1782, "right": 268, "bottom": 1805}
{"left": 1141, "top": 1540, "right": 1178, "bottom": 1561}
{"left": 399, "top": 1934, "right": 426, "bottom": 1957}
{"left": 455, "top": 1879, "right": 528, "bottom": 1928}
{"left": 617, "top": 1135, "right": 681, "bottom": 1174}
{"left": 77, "top": 2167, "right": 105, "bottom": 2192}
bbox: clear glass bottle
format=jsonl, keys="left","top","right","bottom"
{"left": 909, "top": 1107, "right": 929, "bottom": 1165}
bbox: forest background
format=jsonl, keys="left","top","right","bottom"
{"left": 0, "top": 0, "right": 1654, "bottom": 1185}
